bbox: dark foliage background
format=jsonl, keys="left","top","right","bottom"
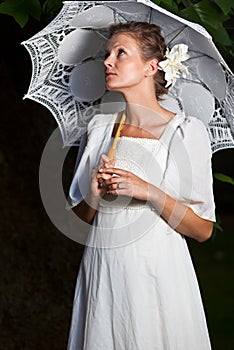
{"left": 0, "top": 2, "right": 233, "bottom": 349}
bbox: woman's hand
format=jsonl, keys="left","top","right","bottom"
{"left": 99, "top": 166, "right": 213, "bottom": 242}
{"left": 90, "top": 155, "right": 116, "bottom": 198}
{"left": 98, "top": 167, "right": 149, "bottom": 201}
{"left": 73, "top": 154, "right": 115, "bottom": 224}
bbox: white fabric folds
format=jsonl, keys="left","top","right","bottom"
{"left": 67, "top": 112, "right": 215, "bottom": 350}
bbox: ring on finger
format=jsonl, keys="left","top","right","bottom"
{"left": 117, "top": 183, "right": 120, "bottom": 190}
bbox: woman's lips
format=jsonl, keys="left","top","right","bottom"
{"left": 105, "top": 72, "right": 116, "bottom": 77}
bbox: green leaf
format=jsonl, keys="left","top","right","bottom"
{"left": 0, "top": 0, "right": 41, "bottom": 27}
{"left": 152, "top": 0, "right": 163, "bottom": 6}
{"left": 0, "top": 0, "right": 21, "bottom": 16}
{"left": 207, "top": 24, "right": 232, "bottom": 46}
{"left": 211, "top": 219, "right": 223, "bottom": 240}
{"left": 193, "top": 0, "right": 227, "bottom": 29}
{"left": 167, "top": 1, "right": 179, "bottom": 13}
{"left": 180, "top": 6, "right": 201, "bottom": 24}
{"left": 214, "top": 222, "right": 223, "bottom": 232}
{"left": 42, "top": 0, "right": 62, "bottom": 15}
{"left": 0, "top": 0, "right": 27, "bottom": 27}
{"left": 42, "top": 0, "right": 62, "bottom": 22}
{"left": 214, "top": 0, "right": 234, "bottom": 15}
{"left": 180, "top": 2, "right": 233, "bottom": 47}
{"left": 180, "top": 0, "right": 228, "bottom": 29}
{"left": 153, "top": 0, "right": 179, "bottom": 13}
{"left": 161, "top": 0, "right": 173, "bottom": 5}
{"left": 214, "top": 173, "right": 234, "bottom": 185}
{"left": 25, "top": 0, "right": 42, "bottom": 21}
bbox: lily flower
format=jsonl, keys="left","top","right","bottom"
{"left": 159, "top": 44, "right": 190, "bottom": 87}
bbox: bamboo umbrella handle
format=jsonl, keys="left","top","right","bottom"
{"left": 108, "top": 112, "right": 126, "bottom": 159}
{"left": 98, "top": 113, "right": 126, "bottom": 184}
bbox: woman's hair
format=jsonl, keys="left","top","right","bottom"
{"left": 108, "top": 21, "right": 168, "bottom": 99}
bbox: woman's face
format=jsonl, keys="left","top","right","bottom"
{"left": 104, "top": 33, "right": 149, "bottom": 93}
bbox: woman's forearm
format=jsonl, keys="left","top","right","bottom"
{"left": 72, "top": 194, "right": 100, "bottom": 224}
{"left": 148, "top": 184, "right": 213, "bottom": 242}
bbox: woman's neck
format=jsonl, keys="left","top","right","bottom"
{"left": 124, "top": 101, "right": 175, "bottom": 128}
{"left": 121, "top": 85, "right": 174, "bottom": 127}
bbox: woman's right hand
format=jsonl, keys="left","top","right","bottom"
{"left": 90, "top": 154, "right": 116, "bottom": 198}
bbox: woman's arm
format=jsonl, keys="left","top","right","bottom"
{"left": 71, "top": 166, "right": 103, "bottom": 224}
{"left": 148, "top": 183, "right": 213, "bottom": 242}
{"left": 72, "top": 156, "right": 115, "bottom": 224}
{"left": 72, "top": 194, "right": 100, "bottom": 224}
{"left": 100, "top": 167, "right": 213, "bottom": 242}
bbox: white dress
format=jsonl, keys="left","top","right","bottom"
{"left": 67, "top": 113, "right": 216, "bottom": 350}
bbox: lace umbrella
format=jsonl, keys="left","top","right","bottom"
{"left": 22, "top": 0, "right": 234, "bottom": 152}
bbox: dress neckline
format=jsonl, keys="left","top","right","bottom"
{"left": 118, "top": 135, "right": 159, "bottom": 142}
{"left": 110, "top": 112, "right": 181, "bottom": 142}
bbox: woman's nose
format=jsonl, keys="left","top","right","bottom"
{"left": 104, "top": 55, "right": 114, "bottom": 68}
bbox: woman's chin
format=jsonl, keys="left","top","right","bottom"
{"left": 105, "top": 84, "right": 122, "bottom": 93}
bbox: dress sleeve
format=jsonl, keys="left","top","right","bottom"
{"left": 67, "top": 116, "right": 99, "bottom": 209}
{"left": 162, "top": 117, "right": 216, "bottom": 222}
{"left": 67, "top": 139, "right": 92, "bottom": 209}
{"left": 66, "top": 113, "right": 115, "bottom": 209}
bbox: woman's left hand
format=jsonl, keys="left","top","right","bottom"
{"left": 98, "top": 167, "right": 149, "bottom": 201}
{"left": 99, "top": 168, "right": 213, "bottom": 242}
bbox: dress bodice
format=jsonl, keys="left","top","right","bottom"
{"left": 115, "top": 136, "right": 159, "bottom": 182}
{"left": 99, "top": 136, "right": 161, "bottom": 211}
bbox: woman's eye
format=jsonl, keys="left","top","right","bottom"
{"left": 117, "top": 49, "right": 125, "bottom": 57}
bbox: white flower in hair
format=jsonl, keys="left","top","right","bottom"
{"left": 158, "top": 44, "right": 190, "bottom": 87}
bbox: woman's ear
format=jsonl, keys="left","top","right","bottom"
{"left": 145, "top": 59, "right": 158, "bottom": 77}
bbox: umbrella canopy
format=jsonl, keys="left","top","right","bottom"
{"left": 22, "top": 0, "right": 234, "bottom": 152}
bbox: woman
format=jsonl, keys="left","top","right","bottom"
{"left": 67, "top": 22, "right": 215, "bottom": 349}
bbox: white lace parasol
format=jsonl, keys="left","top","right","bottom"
{"left": 22, "top": 0, "right": 234, "bottom": 153}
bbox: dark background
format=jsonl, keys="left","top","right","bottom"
{"left": 0, "top": 14, "right": 233, "bottom": 350}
